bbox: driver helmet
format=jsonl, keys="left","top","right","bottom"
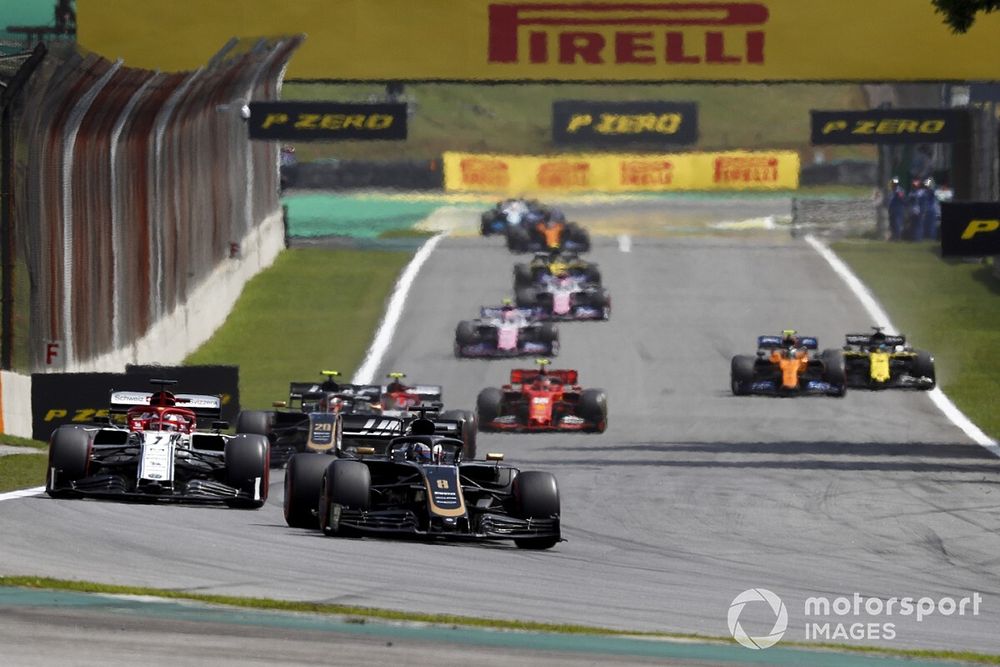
{"left": 411, "top": 442, "right": 432, "bottom": 462}
{"left": 780, "top": 329, "right": 799, "bottom": 348}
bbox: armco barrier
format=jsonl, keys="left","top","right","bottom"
{"left": 443, "top": 151, "right": 799, "bottom": 194}
{"left": 13, "top": 38, "right": 301, "bottom": 372}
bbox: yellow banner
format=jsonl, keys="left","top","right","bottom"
{"left": 443, "top": 151, "right": 799, "bottom": 193}
{"left": 78, "top": 0, "right": 1000, "bottom": 81}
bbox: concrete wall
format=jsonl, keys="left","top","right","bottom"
{"left": 0, "top": 371, "right": 33, "bottom": 438}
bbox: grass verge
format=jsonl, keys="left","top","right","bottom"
{"left": 184, "top": 247, "right": 412, "bottom": 411}
{"left": 0, "top": 454, "right": 47, "bottom": 493}
{"left": 831, "top": 241, "right": 999, "bottom": 439}
{"left": 0, "top": 577, "right": 997, "bottom": 664}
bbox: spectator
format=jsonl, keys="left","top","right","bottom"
{"left": 917, "top": 177, "right": 941, "bottom": 241}
{"left": 886, "top": 177, "right": 907, "bottom": 241}
{"left": 906, "top": 178, "right": 925, "bottom": 240}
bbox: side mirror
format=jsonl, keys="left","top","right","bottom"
{"left": 486, "top": 452, "right": 504, "bottom": 462}
{"left": 273, "top": 400, "right": 287, "bottom": 408}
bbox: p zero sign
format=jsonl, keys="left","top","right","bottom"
{"left": 553, "top": 101, "right": 697, "bottom": 146}
{"left": 247, "top": 102, "right": 407, "bottom": 141}
{"left": 80, "top": 1, "right": 1000, "bottom": 81}
{"left": 810, "top": 109, "right": 966, "bottom": 144}
{"left": 941, "top": 203, "right": 1000, "bottom": 257}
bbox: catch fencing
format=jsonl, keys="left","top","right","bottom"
{"left": 12, "top": 37, "right": 301, "bottom": 371}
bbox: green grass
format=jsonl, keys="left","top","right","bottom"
{"left": 1, "top": 577, "right": 998, "bottom": 664}
{"left": 184, "top": 248, "right": 412, "bottom": 410}
{"left": 0, "top": 454, "right": 47, "bottom": 493}
{"left": 281, "top": 82, "right": 874, "bottom": 163}
{"left": 832, "top": 241, "right": 999, "bottom": 439}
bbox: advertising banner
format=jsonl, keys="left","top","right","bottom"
{"left": 79, "top": 0, "right": 1000, "bottom": 81}
{"left": 553, "top": 101, "right": 697, "bottom": 146}
{"left": 941, "top": 202, "right": 1000, "bottom": 257}
{"left": 811, "top": 109, "right": 967, "bottom": 144}
{"left": 443, "top": 150, "right": 798, "bottom": 193}
{"left": 247, "top": 102, "right": 407, "bottom": 141}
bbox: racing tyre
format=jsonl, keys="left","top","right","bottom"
{"left": 455, "top": 320, "right": 480, "bottom": 349}
{"left": 820, "top": 349, "right": 847, "bottom": 396}
{"left": 579, "top": 389, "right": 607, "bottom": 433}
{"left": 46, "top": 426, "right": 91, "bottom": 498}
{"left": 507, "top": 226, "right": 530, "bottom": 252}
{"left": 583, "top": 266, "right": 602, "bottom": 285}
{"left": 319, "top": 460, "right": 370, "bottom": 536}
{"left": 235, "top": 410, "right": 274, "bottom": 437}
{"left": 225, "top": 434, "right": 270, "bottom": 509}
{"left": 731, "top": 355, "right": 756, "bottom": 396}
{"left": 569, "top": 225, "right": 591, "bottom": 252}
{"left": 513, "top": 263, "right": 533, "bottom": 289}
{"left": 515, "top": 287, "right": 537, "bottom": 307}
{"left": 440, "top": 409, "right": 478, "bottom": 460}
{"left": 283, "top": 453, "right": 330, "bottom": 528}
{"left": 480, "top": 212, "right": 496, "bottom": 236}
{"left": 476, "top": 387, "right": 504, "bottom": 430}
{"left": 514, "top": 471, "right": 560, "bottom": 550}
{"left": 913, "top": 350, "right": 936, "bottom": 389}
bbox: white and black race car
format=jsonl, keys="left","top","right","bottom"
{"left": 45, "top": 380, "right": 269, "bottom": 508}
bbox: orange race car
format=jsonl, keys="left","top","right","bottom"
{"left": 505, "top": 209, "right": 591, "bottom": 253}
{"left": 731, "top": 330, "right": 847, "bottom": 397}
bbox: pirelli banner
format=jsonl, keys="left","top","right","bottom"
{"left": 443, "top": 150, "right": 798, "bottom": 193}
{"left": 247, "top": 102, "right": 407, "bottom": 141}
{"left": 553, "top": 101, "right": 697, "bottom": 146}
{"left": 941, "top": 203, "right": 1000, "bottom": 257}
{"left": 811, "top": 109, "right": 967, "bottom": 145}
{"left": 79, "top": 1, "right": 1000, "bottom": 81}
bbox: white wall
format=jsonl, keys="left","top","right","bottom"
{"left": 0, "top": 371, "right": 33, "bottom": 438}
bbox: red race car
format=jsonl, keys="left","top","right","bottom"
{"left": 476, "top": 360, "right": 607, "bottom": 433}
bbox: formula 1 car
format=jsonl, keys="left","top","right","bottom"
{"left": 477, "top": 360, "right": 607, "bottom": 432}
{"left": 515, "top": 274, "right": 610, "bottom": 321}
{"left": 514, "top": 251, "right": 601, "bottom": 289}
{"left": 45, "top": 380, "right": 269, "bottom": 508}
{"left": 480, "top": 198, "right": 541, "bottom": 236}
{"left": 506, "top": 212, "right": 591, "bottom": 253}
{"left": 842, "top": 327, "right": 936, "bottom": 390}
{"left": 455, "top": 304, "right": 559, "bottom": 358}
{"left": 282, "top": 417, "right": 561, "bottom": 549}
{"left": 236, "top": 371, "right": 477, "bottom": 464}
{"left": 730, "top": 331, "right": 846, "bottom": 397}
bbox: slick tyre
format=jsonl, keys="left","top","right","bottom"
{"left": 821, "top": 349, "right": 847, "bottom": 396}
{"left": 515, "top": 287, "right": 537, "bottom": 308}
{"left": 440, "top": 409, "right": 478, "bottom": 460}
{"left": 283, "top": 453, "right": 330, "bottom": 528}
{"left": 319, "top": 460, "right": 370, "bottom": 537}
{"left": 235, "top": 410, "right": 274, "bottom": 437}
{"left": 46, "top": 426, "right": 91, "bottom": 498}
{"left": 476, "top": 387, "right": 504, "bottom": 429}
{"left": 579, "top": 389, "right": 607, "bottom": 433}
{"left": 507, "top": 226, "right": 530, "bottom": 252}
{"left": 513, "top": 263, "right": 533, "bottom": 289}
{"left": 913, "top": 350, "right": 936, "bottom": 389}
{"left": 455, "top": 320, "right": 480, "bottom": 354}
{"left": 224, "top": 434, "right": 270, "bottom": 509}
{"left": 731, "top": 355, "right": 756, "bottom": 396}
{"left": 513, "top": 471, "right": 560, "bottom": 550}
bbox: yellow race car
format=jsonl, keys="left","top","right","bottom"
{"left": 842, "top": 328, "right": 936, "bottom": 390}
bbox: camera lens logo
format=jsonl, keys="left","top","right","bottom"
{"left": 728, "top": 588, "right": 788, "bottom": 649}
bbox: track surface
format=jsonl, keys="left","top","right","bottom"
{"left": 2, "top": 209, "right": 999, "bottom": 656}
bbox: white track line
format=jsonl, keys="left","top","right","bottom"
{"left": 617, "top": 234, "right": 632, "bottom": 253}
{"left": 805, "top": 234, "right": 999, "bottom": 455}
{"left": 352, "top": 233, "right": 447, "bottom": 385}
{"left": 0, "top": 486, "right": 45, "bottom": 502}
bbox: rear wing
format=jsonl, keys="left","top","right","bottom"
{"left": 341, "top": 414, "right": 464, "bottom": 441}
{"left": 480, "top": 306, "right": 540, "bottom": 320}
{"left": 288, "top": 382, "right": 380, "bottom": 404}
{"left": 757, "top": 335, "right": 818, "bottom": 350}
{"left": 109, "top": 391, "right": 222, "bottom": 420}
{"left": 510, "top": 369, "right": 578, "bottom": 385}
{"left": 845, "top": 333, "right": 906, "bottom": 347}
{"left": 381, "top": 384, "right": 442, "bottom": 401}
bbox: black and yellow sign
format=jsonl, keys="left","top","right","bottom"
{"left": 811, "top": 109, "right": 965, "bottom": 145}
{"left": 941, "top": 202, "right": 1000, "bottom": 257}
{"left": 553, "top": 101, "right": 697, "bottom": 146}
{"left": 247, "top": 102, "right": 407, "bottom": 141}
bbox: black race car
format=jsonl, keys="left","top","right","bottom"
{"left": 480, "top": 198, "right": 540, "bottom": 236}
{"left": 46, "top": 380, "right": 269, "bottom": 508}
{"left": 842, "top": 327, "right": 936, "bottom": 390}
{"left": 282, "top": 417, "right": 561, "bottom": 549}
{"left": 236, "top": 372, "right": 477, "bottom": 465}
{"left": 514, "top": 251, "right": 601, "bottom": 289}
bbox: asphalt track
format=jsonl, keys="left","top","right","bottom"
{"left": 2, "top": 203, "right": 999, "bottom": 660}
